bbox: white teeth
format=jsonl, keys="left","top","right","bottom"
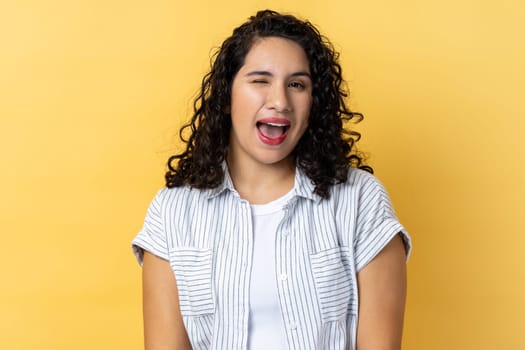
{"left": 266, "top": 122, "right": 288, "bottom": 127}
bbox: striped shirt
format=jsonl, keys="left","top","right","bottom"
{"left": 132, "top": 166, "right": 411, "bottom": 350}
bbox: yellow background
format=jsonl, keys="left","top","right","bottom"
{"left": 1, "top": 0, "right": 524, "bottom": 349}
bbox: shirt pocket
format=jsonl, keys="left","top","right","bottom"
{"left": 168, "top": 247, "right": 215, "bottom": 316}
{"left": 310, "top": 247, "right": 353, "bottom": 322}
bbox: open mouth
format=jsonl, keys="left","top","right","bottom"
{"left": 256, "top": 121, "right": 290, "bottom": 139}
{"left": 256, "top": 119, "right": 290, "bottom": 146}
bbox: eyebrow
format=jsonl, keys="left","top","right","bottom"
{"left": 245, "top": 70, "right": 312, "bottom": 79}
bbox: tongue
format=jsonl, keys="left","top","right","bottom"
{"left": 258, "top": 123, "right": 284, "bottom": 138}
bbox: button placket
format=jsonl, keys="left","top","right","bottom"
{"left": 239, "top": 199, "right": 253, "bottom": 348}
{"left": 276, "top": 199, "right": 301, "bottom": 345}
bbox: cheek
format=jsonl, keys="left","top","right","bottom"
{"left": 300, "top": 98, "right": 313, "bottom": 124}
{"left": 306, "top": 95, "right": 313, "bottom": 111}
{"left": 300, "top": 122, "right": 309, "bottom": 136}
{"left": 231, "top": 87, "right": 262, "bottom": 114}
{"left": 298, "top": 94, "right": 313, "bottom": 113}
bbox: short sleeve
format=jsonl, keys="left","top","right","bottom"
{"left": 131, "top": 189, "right": 170, "bottom": 265}
{"left": 353, "top": 173, "right": 412, "bottom": 272}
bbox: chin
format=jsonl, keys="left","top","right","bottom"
{"left": 256, "top": 153, "right": 293, "bottom": 167}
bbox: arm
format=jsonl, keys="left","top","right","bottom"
{"left": 142, "top": 251, "right": 192, "bottom": 350}
{"left": 356, "top": 234, "right": 407, "bottom": 350}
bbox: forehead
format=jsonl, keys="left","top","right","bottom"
{"left": 241, "top": 36, "right": 310, "bottom": 72}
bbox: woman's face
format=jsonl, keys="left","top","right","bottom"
{"left": 228, "top": 36, "right": 312, "bottom": 169}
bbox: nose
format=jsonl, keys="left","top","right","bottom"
{"left": 266, "top": 83, "right": 291, "bottom": 113}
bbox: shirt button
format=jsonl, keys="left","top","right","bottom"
{"left": 283, "top": 230, "right": 290, "bottom": 236}
{"left": 280, "top": 273, "right": 288, "bottom": 281}
{"left": 288, "top": 322, "right": 298, "bottom": 330}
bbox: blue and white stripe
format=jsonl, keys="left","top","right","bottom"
{"left": 132, "top": 167, "right": 411, "bottom": 350}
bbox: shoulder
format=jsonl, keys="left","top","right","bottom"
{"left": 331, "top": 168, "right": 387, "bottom": 198}
{"left": 153, "top": 186, "right": 187, "bottom": 202}
{"left": 151, "top": 186, "right": 209, "bottom": 209}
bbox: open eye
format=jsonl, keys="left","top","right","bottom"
{"left": 289, "top": 81, "right": 305, "bottom": 89}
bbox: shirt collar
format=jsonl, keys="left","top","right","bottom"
{"left": 292, "top": 166, "right": 322, "bottom": 202}
{"left": 206, "top": 161, "right": 322, "bottom": 203}
{"left": 205, "top": 162, "right": 236, "bottom": 199}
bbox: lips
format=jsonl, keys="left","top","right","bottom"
{"left": 256, "top": 117, "right": 291, "bottom": 145}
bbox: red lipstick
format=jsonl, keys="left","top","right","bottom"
{"left": 256, "top": 118, "right": 290, "bottom": 145}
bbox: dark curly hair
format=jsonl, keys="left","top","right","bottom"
{"left": 166, "top": 9, "right": 372, "bottom": 198}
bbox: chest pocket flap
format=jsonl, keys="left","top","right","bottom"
{"left": 169, "top": 247, "right": 215, "bottom": 316}
{"left": 310, "top": 247, "right": 354, "bottom": 322}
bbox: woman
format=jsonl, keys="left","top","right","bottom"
{"left": 132, "top": 9, "right": 411, "bottom": 350}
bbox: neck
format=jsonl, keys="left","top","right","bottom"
{"left": 226, "top": 155, "right": 296, "bottom": 205}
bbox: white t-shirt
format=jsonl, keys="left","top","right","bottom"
{"left": 248, "top": 190, "right": 295, "bottom": 350}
